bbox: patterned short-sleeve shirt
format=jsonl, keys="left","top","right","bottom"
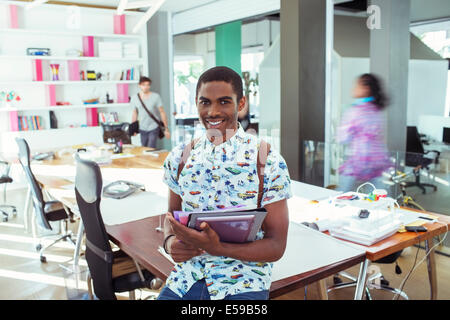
{"left": 162, "top": 125, "right": 292, "bottom": 300}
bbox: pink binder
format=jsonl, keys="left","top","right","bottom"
{"left": 86, "top": 108, "right": 98, "bottom": 127}
{"left": 32, "top": 59, "right": 43, "bottom": 81}
{"left": 83, "top": 36, "right": 94, "bottom": 57}
{"left": 9, "top": 111, "right": 19, "bottom": 132}
{"left": 116, "top": 83, "right": 129, "bottom": 103}
{"left": 114, "top": 14, "right": 126, "bottom": 34}
{"left": 67, "top": 60, "right": 80, "bottom": 81}
{"left": 9, "top": 5, "right": 19, "bottom": 29}
{"left": 46, "top": 85, "right": 56, "bottom": 106}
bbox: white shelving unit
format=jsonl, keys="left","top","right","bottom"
{"left": 0, "top": 1, "right": 149, "bottom": 155}
{"left": 0, "top": 103, "right": 131, "bottom": 112}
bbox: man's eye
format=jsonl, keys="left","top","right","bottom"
{"left": 200, "top": 101, "right": 209, "bottom": 105}
{"left": 220, "top": 100, "right": 230, "bottom": 105}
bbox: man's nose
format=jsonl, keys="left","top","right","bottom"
{"left": 208, "top": 103, "right": 222, "bottom": 118}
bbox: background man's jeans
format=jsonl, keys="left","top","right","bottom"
{"left": 140, "top": 128, "right": 159, "bottom": 149}
{"left": 157, "top": 279, "right": 269, "bottom": 300}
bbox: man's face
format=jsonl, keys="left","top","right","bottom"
{"left": 196, "top": 81, "right": 245, "bottom": 142}
{"left": 139, "top": 81, "right": 151, "bottom": 93}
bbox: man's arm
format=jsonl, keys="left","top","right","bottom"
{"left": 158, "top": 106, "right": 171, "bottom": 139}
{"left": 167, "top": 198, "right": 289, "bottom": 263}
{"left": 132, "top": 108, "right": 138, "bottom": 123}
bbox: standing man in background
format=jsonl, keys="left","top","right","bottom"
{"left": 131, "top": 76, "right": 170, "bottom": 148}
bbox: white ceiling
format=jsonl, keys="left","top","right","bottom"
{"left": 24, "top": 0, "right": 450, "bottom": 22}
{"left": 45, "top": 0, "right": 218, "bottom": 14}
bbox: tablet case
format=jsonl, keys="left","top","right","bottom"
{"left": 187, "top": 208, "right": 267, "bottom": 243}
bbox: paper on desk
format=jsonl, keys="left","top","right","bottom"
{"left": 158, "top": 246, "right": 176, "bottom": 265}
{"left": 288, "top": 196, "right": 333, "bottom": 226}
{"left": 110, "top": 154, "right": 136, "bottom": 160}
{"left": 101, "top": 191, "right": 168, "bottom": 226}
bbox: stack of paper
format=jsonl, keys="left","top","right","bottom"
{"left": 123, "top": 43, "right": 140, "bottom": 59}
{"left": 98, "top": 42, "right": 123, "bottom": 59}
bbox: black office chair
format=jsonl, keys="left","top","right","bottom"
{"left": 0, "top": 160, "right": 17, "bottom": 222}
{"left": 15, "top": 138, "right": 76, "bottom": 262}
{"left": 403, "top": 126, "right": 440, "bottom": 194}
{"left": 74, "top": 154, "right": 159, "bottom": 300}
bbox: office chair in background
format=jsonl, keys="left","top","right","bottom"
{"left": 74, "top": 154, "right": 162, "bottom": 300}
{"left": 329, "top": 251, "right": 408, "bottom": 300}
{"left": 404, "top": 126, "right": 440, "bottom": 194}
{"left": 0, "top": 159, "right": 17, "bottom": 222}
{"left": 16, "top": 138, "right": 76, "bottom": 263}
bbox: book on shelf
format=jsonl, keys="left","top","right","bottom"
{"left": 17, "top": 115, "right": 43, "bottom": 131}
{"left": 99, "top": 111, "right": 119, "bottom": 124}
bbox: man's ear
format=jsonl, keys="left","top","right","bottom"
{"left": 238, "top": 96, "right": 246, "bottom": 112}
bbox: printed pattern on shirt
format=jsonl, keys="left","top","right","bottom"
{"left": 162, "top": 125, "right": 292, "bottom": 300}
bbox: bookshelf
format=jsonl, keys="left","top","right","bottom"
{"left": 0, "top": 1, "right": 149, "bottom": 154}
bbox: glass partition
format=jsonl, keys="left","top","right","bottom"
{"left": 303, "top": 140, "right": 450, "bottom": 216}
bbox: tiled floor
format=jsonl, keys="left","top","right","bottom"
{"left": 0, "top": 188, "right": 449, "bottom": 300}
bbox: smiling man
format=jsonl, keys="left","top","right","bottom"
{"left": 158, "top": 66, "right": 292, "bottom": 300}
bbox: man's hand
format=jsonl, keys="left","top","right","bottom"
{"left": 166, "top": 213, "right": 222, "bottom": 256}
{"left": 164, "top": 128, "right": 171, "bottom": 139}
{"left": 167, "top": 236, "right": 204, "bottom": 263}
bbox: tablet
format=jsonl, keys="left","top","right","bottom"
{"left": 195, "top": 215, "right": 255, "bottom": 243}
{"left": 187, "top": 208, "right": 267, "bottom": 243}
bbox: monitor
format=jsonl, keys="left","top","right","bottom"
{"left": 443, "top": 127, "right": 450, "bottom": 144}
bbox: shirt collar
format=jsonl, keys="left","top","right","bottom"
{"left": 202, "top": 122, "right": 245, "bottom": 150}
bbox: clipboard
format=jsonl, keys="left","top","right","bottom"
{"left": 186, "top": 208, "right": 267, "bottom": 243}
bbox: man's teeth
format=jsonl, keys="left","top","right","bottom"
{"left": 207, "top": 120, "right": 223, "bottom": 125}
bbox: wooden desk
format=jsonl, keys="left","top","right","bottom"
{"left": 35, "top": 170, "right": 450, "bottom": 300}
{"left": 324, "top": 212, "right": 450, "bottom": 300}
{"left": 41, "top": 145, "right": 168, "bottom": 169}
{"left": 105, "top": 215, "right": 367, "bottom": 300}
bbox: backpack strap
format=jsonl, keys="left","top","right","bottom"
{"left": 257, "top": 140, "right": 271, "bottom": 209}
{"left": 177, "top": 139, "right": 199, "bottom": 181}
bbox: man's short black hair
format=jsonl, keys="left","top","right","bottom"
{"left": 196, "top": 66, "right": 243, "bottom": 101}
{"left": 139, "top": 76, "right": 152, "bottom": 85}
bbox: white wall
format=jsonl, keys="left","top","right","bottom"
{"left": 259, "top": 35, "right": 281, "bottom": 151}
{"left": 407, "top": 59, "right": 449, "bottom": 127}
{"left": 174, "top": 20, "right": 281, "bottom": 60}
{"left": 418, "top": 115, "right": 450, "bottom": 141}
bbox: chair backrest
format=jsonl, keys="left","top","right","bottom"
{"left": 406, "top": 126, "right": 425, "bottom": 155}
{"left": 74, "top": 154, "right": 116, "bottom": 300}
{"left": 15, "top": 138, "right": 50, "bottom": 230}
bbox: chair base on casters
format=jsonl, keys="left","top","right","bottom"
{"left": 0, "top": 205, "right": 17, "bottom": 222}
{"left": 328, "top": 272, "right": 409, "bottom": 300}
{"left": 403, "top": 181, "right": 437, "bottom": 195}
{"left": 36, "top": 232, "right": 76, "bottom": 263}
{"left": 402, "top": 168, "right": 437, "bottom": 195}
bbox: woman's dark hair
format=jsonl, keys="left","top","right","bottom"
{"left": 139, "top": 76, "right": 152, "bottom": 85}
{"left": 196, "top": 66, "right": 244, "bottom": 101}
{"left": 359, "top": 73, "right": 388, "bottom": 110}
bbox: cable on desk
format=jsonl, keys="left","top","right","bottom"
{"left": 393, "top": 222, "right": 448, "bottom": 300}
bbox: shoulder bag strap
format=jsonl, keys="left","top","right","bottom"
{"left": 177, "top": 138, "right": 200, "bottom": 181}
{"left": 136, "top": 93, "right": 165, "bottom": 128}
{"left": 257, "top": 140, "right": 271, "bottom": 209}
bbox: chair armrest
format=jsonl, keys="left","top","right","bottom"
{"left": 44, "top": 201, "right": 65, "bottom": 213}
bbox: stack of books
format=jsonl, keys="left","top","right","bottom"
{"left": 99, "top": 112, "right": 119, "bottom": 124}
{"left": 18, "top": 115, "right": 43, "bottom": 131}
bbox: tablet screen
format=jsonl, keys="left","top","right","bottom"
{"left": 195, "top": 215, "right": 255, "bottom": 243}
